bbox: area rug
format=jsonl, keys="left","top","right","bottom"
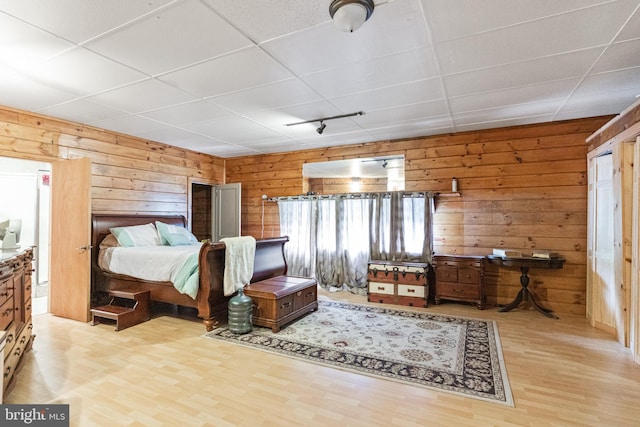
{"left": 204, "top": 301, "right": 514, "bottom": 406}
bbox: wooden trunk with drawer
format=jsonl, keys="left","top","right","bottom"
{"left": 0, "top": 248, "right": 35, "bottom": 400}
{"left": 367, "top": 260, "right": 430, "bottom": 308}
{"left": 433, "top": 255, "right": 485, "bottom": 309}
{"left": 243, "top": 275, "right": 318, "bottom": 332}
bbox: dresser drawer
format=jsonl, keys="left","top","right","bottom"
{"left": 4, "top": 322, "right": 32, "bottom": 392}
{"left": 397, "top": 284, "right": 426, "bottom": 298}
{"left": 0, "top": 279, "right": 12, "bottom": 308}
{"left": 437, "top": 282, "right": 480, "bottom": 299}
{"left": 368, "top": 281, "right": 394, "bottom": 295}
{"left": 0, "top": 298, "right": 13, "bottom": 331}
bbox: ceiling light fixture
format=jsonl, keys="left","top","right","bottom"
{"left": 329, "top": 0, "right": 375, "bottom": 33}
{"left": 285, "top": 111, "right": 364, "bottom": 135}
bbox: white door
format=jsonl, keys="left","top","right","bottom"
{"left": 213, "top": 183, "right": 241, "bottom": 241}
{"left": 587, "top": 153, "right": 616, "bottom": 334}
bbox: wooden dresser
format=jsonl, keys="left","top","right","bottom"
{"left": 433, "top": 255, "right": 486, "bottom": 309}
{"left": 367, "top": 260, "right": 430, "bottom": 308}
{"left": 0, "top": 248, "right": 34, "bottom": 398}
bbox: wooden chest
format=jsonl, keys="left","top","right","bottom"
{"left": 433, "top": 255, "right": 486, "bottom": 309}
{"left": 243, "top": 276, "right": 318, "bottom": 332}
{"left": 367, "top": 260, "right": 430, "bottom": 308}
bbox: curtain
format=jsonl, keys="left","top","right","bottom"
{"left": 278, "top": 199, "right": 316, "bottom": 277}
{"left": 278, "top": 192, "right": 434, "bottom": 293}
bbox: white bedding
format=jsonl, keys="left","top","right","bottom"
{"left": 99, "top": 243, "right": 202, "bottom": 298}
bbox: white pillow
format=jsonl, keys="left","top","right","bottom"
{"left": 155, "top": 221, "right": 198, "bottom": 246}
{"left": 109, "top": 223, "right": 161, "bottom": 247}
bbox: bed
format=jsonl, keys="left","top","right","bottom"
{"left": 91, "top": 214, "right": 289, "bottom": 331}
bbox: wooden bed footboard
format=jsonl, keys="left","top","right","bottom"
{"left": 196, "top": 236, "right": 289, "bottom": 330}
{"left": 91, "top": 214, "right": 289, "bottom": 331}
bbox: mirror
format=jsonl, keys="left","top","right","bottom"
{"left": 302, "top": 155, "right": 405, "bottom": 194}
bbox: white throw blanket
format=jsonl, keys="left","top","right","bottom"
{"left": 220, "top": 236, "right": 256, "bottom": 296}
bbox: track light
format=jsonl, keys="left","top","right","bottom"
{"left": 329, "top": 0, "right": 375, "bottom": 33}
{"left": 285, "top": 111, "right": 364, "bottom": 136}
{"left": 317, "top": 121, "right": 327, "bottom": 134}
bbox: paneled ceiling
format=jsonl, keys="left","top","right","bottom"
{"left": 0, "top": 0, "right": 638, "bottom": 158}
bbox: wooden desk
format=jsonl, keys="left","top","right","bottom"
{"left": 486, "top": 255, "right": 565, "bottom": 319}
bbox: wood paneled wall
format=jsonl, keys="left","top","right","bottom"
{"left": 0, "top": 106, "right": 224, "bottom": 219}
{"left": 226, "top": 116, "right": 612, "bottom": 315}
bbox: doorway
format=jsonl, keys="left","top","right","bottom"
{"left": 0, "top": 157, "right": 51, "bottom": 315}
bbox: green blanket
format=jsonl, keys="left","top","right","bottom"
{"left": 172, "top": 252, "right": 200, "bottom": 299}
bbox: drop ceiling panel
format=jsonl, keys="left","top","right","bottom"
{"left": 201, "top": 0, "right": 327, "bottom": 43}
{"left": 302, "top": 48, "right": 440, "bottom": 99}
{"left": 436, "top": 1, "right": 637, "bottom": 75}
{"left": 38, "top": 99, "right": 128, "bottom": 124}
{"left": 0, "top": 0, "right": 175, "bottom": 44}
{"left": 33, "top": 47, "right": 147, "bottom": 98}
{"left": 422, "top": 0, "right": 616, "bottom": 43}
{"left": 183, "top": 115, "right": 284, "bottom": 143}
{"left": 591, "top": 38, "right": 640, "bottom": 73}
{"left": 443, "top": 48, "right": 603, "bottom": 98}
{"left": 86, "top": 78, "right": 196, "bottom": 114}
{"left": 0, "top": 67, "right": 78, "bottom": 111}
{"left": 85, "top": 0, "right": 253, "bottom": 76}
{"left": 158, "top": 47, "right": 294, "bottom": 98}
{"left": 210, "top": 79, "right": 322, "bottom": 114}
{"left": 562, "top": 67, "right": 640, "bottom": 113}
{"left": 0, "top": 12, "right": 74, "bottom": 68}
{"left": 140, "top": 100, "right": 232, "bottom": 126}
{"left": 89, "top": 114, "right": 169, "bottom": 135}
{"left": 329, "top": 78, "right": 445, "bottom": 113}
{"left": 453, "top": 98, "right": 565, "bottom": 126}
{"left": 353, "top": 100, "right": 450, "bottom": 127}
{"left": 448, "top": 79, "right": 579, "bottom": 114}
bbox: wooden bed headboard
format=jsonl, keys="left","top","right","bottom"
{"left": 91, "top": 214, "right": 187, "bottom": 278}
{"left": 91, "top": 214, "right": 186, "bottom": 251}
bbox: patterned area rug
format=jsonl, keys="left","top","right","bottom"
{"left": 204, "top": 301, "right": 514, "bottom": 406}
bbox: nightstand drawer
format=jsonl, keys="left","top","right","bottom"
{"left": 438, "top": 282, "right": 480, "bottom": 299}
{"left": 459, "top": 269, "right": 480, "bottom": 284}
{"left": 436, "top": 268, "right": 457, "bottom": 283}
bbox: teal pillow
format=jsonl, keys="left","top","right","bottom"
{"left": 155, "top": 221, "right": 198, "bottom": 246}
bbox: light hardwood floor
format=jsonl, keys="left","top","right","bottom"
{"left": 7, "top": 289, "right": 640, "bottom": 427}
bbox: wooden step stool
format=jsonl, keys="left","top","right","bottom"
{"left": 91, "top": 289, "right": 150, "bottom": 331}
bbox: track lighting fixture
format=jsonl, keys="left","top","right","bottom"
{"left": 285, "top": 111, "right": 364, "bottom": 136}
{"left": 316, "top": 121, "right": 327, "bottom": 134}
{"left": 329, "top": 0, "right": 375, "bottom": 33}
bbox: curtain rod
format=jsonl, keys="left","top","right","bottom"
{"left": 267, "top": 191, "right": 437, "bottom": 202}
